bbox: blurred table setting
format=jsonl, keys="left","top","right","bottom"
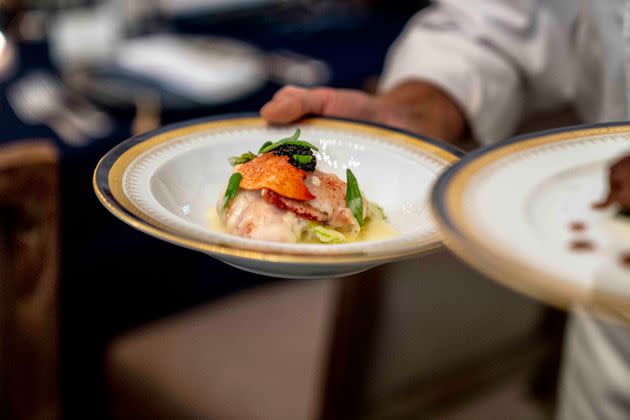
{"left": 0, "top": 0, "right": 425, "bottom": 417}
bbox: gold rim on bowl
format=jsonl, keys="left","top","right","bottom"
{"left": 94, "top": 115, "right": 462, "bottom": 266}
{"left": 432, "top": 122, "right": 630, "bottom": 322}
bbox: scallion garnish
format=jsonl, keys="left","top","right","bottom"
{"left": 259, "top": 129, "right": 319, "bottom": 154}
{"left": 222, "top": 172, "right": 242, "bottom": 210}
{"left": 310, "top": 224, "right": 346, "bottom": 243}
{"left": 228, "top": 152, "right": 257, "bottom": 166}
{"left": 346, "top": 169, "right": 364, "bottom": 227}
{"left": 258, "top": 141, "right": 273, "bottom": 153}
{"left": 292, "top": 154, "right": 313, "bottom": 165}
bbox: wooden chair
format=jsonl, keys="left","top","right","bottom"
{"left": 0, "top": 140, "right": 60, "bottom": 420}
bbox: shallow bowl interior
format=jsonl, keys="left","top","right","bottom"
{"left": 123, "top": 121, "right": 454, "bottom": 256}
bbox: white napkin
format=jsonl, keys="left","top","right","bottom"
{"left": 114, "top": 34, "right": 266, "bottom": 103}
{"left": 48, "top": 2, "right": 124, "bottom": 66}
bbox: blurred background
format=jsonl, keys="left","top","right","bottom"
{"left": 0, "top": 1, "right": 566, "bottom": 419}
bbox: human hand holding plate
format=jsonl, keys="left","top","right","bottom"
{"left": 260, "top": 81, "right": 468, "bottom": 144}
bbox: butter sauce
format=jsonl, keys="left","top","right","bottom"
{"left": 208, "top": 207, "right": 398, "bottom": 243}
{"left": 208, "top": 208, "right": 226, "bottom": 233}
{"left": 357, "top": 217, "right": 399, "bottom": 242}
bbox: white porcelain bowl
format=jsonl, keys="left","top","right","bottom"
{"left": 95, "top": 115, "right": 461, "bottom": 278}
{"left": 432, "top": 122, "right": 630, "bottom": 320}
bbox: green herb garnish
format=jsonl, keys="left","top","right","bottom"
{"left": 259, "top": 129, "right": 319, "bottom": 154}
{"left": 367, "top": 203, "right": 387, "bottom": 221}
{"left": 228, "top": 152, "right": 256, "bottom": 166}
{"left": 346, "top": 168, "right": 364, "bottom": 227}
{"left": 258, "top": 141, "right": 273, "bottom": 153}
{"left": 309, "top": 224, "right": 346, "bottom": 243}
{"left": 222, "top": 172, "right": 242, "bottom": 210}
{"left": 292, "top": 154, "right": 313, "bottom": 165}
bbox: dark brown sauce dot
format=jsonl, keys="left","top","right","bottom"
{"left": 569, "top": 221, "right": 587, "bottom": 232}
{"left": 620, "top": 253, "right": 630, "bottom": 268}
{"left": 570, "top": 240, "right": 595, "bottom": 251}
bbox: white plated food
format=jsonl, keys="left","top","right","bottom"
{"left": 432, "top": 122, "right": 630, "bottom": 321}
{"left": 94, "top": 115, "right": 461, "bottom": 278}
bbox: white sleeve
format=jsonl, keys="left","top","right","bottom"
{"left": 379, "top": 0, "right": 577, "bottom": 145}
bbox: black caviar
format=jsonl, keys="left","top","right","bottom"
{"left": 273, "top": 144, "right": 317, "bottom": 171}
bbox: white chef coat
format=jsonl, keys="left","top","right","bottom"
{"left": 379, "top": 1, "right": 630, "bottom": 419}
{"left": 379, "top": 0, "right": 627, "bottom": 145}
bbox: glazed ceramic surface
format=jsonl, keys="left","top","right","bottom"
{"left": 433, "top": 122, "right": 630, "bottom": 320}
{"left": 95, "top": 115, "right": 461, "bottom": 278}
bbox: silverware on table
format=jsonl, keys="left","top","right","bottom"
{"left": 65, "top": 69, "right": 161, "bottom": 135}
{"left": 7, "top": 71, "right": 112, "bottom": 146}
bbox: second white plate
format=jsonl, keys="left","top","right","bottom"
{"left": 433, "top": 122, "right": 630, "bottom": 320}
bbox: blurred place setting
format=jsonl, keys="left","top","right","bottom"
{"left": 0, "top": 1, "right": 590, "bottom": 420}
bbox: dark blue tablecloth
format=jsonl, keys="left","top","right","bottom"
{"left": 0, "top": 4, "right": 421, "bottom": 416}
